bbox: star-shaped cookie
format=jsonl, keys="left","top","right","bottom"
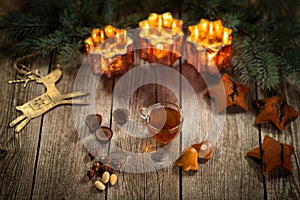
{"left": 254, "top": 94, "right": 298, "bottom": 131}
{"left": 207, "top": 73, "right": 250, "bottom": 113}
{"left": 247, "top": 135, "right": 294, "bottom": 176}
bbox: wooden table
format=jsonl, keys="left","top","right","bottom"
{"left": 0, "top": 50, "right": 299, "bottom": 200}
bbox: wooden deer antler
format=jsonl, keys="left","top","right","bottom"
{"left": 9, "top": 58, "right": 89, "bottom": 132}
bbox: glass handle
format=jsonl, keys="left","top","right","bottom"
{"left": 139, "top": 107, "right": 148, "bottom": 121}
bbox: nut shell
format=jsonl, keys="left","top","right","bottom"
{"left": 100, "top": 164, "right": 111, "bottom": 172}
{"left": 192, "top": 140, "right": 214, "bottom": 160}
{"left": 93, "top": 162, "right": 101, "bottom": 172}
{"left": 87, "top": 168, "right": 95, "bottom": 179}
{"left": 95, "top": 126, "right": 113, "bottom": 143}
{"left": 85, "top": 114, "right": 102, "bottom": 132}
{"left": 113, "top": 108, "right": 129, "bottom": 125}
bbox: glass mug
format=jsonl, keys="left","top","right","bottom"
{"left": 139, "top": 102, "right": 183, "bottom": 144}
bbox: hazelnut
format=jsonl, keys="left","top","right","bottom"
{"left": 87, "top": 168, "right": 95, "bottom": 179}
{"left": 93, "top": 161, "right": 101, "bottom": 172}
{"left": 85, "top": 114, "right": 102, "bottom": 132}
{"left": 95, "top": 126, "right": 113, "bottom": 143}
{"left": 192, "top": 140, "right": 214, "bottom": 160}
{"left": 100, "top": 164, "right": 111, "bottom": 172}
{"left": 113, "top": 108, "right": 129, "bottom": 125}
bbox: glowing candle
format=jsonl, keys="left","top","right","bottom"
{"left": 138, "top": 12, "right": 183, "bottom": 66}
{"left": 186, "top": 19, "right": 232, "bottom": 74}
{"left": 84, "top": 25, "right": 134, "bottom": 78}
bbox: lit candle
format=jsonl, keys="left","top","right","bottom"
{"left": 138, "top": 12, "right": 183, "bottom": 66}
{"left": 84, "top": 25, "right": 134, "bottom": 78}
{"left": 186, "top": 19, "right": 232, "bottom": 74}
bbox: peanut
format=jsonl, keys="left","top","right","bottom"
{"left": 102, "top": 171, "right": 110, "bottom": 184}
{"left": 94, "top": 180, "right": 105, "bottom": 191}
{"left": 110, "top": 174, "right": 118, "bottom": 186}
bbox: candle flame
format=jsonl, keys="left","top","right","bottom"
{"left": 138, "top": 12, "right": 183, "bottom": 66}
{"left": 104, "top": 25, "right": 114, "bottom": 38}
{"left": 158, "top": 16, "right": 162, "bottom": 28}
{"left": 223, "top": 30, "right": 228, "bottom": 43}
{"left": 209, "top": 23, "right": 213, "bottom": 37}
{"left": 84, "top": 25, "right": 130, "bottom": 56}
{"left": 139, "top": 12, "right": 182, "bottom": 33}
{"left": 84, "top": 25, "right": 134, "bottom": 77}
{"left": 194, "top": 26, "right": 199, "bottom": 40}
{"left": 187, "top": 19, "right": 232, "bottom": 48}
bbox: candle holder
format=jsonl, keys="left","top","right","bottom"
{"left": 185, "top": 19, "right": 232, "bottom": 74}
{"left": 85, "top": 25, "right": 134, "bottom": 78}
{"left": 138, "top": 12, "right": 183, "bottom": 66}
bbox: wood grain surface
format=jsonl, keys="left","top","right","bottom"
{"left": 0, "top": 54, "right": 50, "bottom": 199}
{"left": 257, "top": 82, "right": 300, "bottom": 200}
{"left": 0, "top": 51, "right": 299, "bottom": 200}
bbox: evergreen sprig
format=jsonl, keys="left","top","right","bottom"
{"left": 0, "top": 0, "right": 101, "bottom": 68}
{"left": 0, "top": 0, "right": 299, "bottom": 91}
{"left": 0, "top": 13, "right": 52, "bottom": 42}
{"left": 184, "top": 0, "right": 300, "bottom": 91}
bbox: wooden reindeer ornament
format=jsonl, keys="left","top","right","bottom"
{"left": 9, "top": 63, "right": 89, "bottom": 132}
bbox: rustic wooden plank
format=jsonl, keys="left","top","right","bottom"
{"left": 155, "top": 61, "right": 180, "bottom": 200}
{"left": 181, "top": 65, "right": 265, "bottom": 199}
{"left": 257, "top": 82, "right": 300, "bottom": 199}
{"left": 109, "top": 75, "right": 158, "bottom": 198}
{"left": 0, "top": 53, "right": 50, "bottom": 199}
{"left": 1, "top": 51, "right": 297, "bottom": 200}
{"left": 108, "top": 58, "right": 181, "bottom": 199}
{"left": 31, "top": 62, "right": 114, "bottom": 199}
{"left": 108, "top": 82, "right": 158, "bottom": 199}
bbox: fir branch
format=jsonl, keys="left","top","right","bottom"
{"left": 59, "top": 7, "right": 80, "bottom": 34}
{"left": 184, "top": 0, "right": 221, "bottom": 20}
{"left": 218, "top": 13, "right": 241, "bottom": 32}
{"left": 232, "top": 38, "right": 281, "bottom": 91}
{"left": 101, "top": 0, "right": 118, "bottom": 24}
{"left": 0, "top": 0, "right": 299, "bottom": 92}
{"left": 57, "top": 41, "right": 83, "bottom": 68}
{"left": 117, "top": 0, "right": 145, "bottom": 14}
{"left": 117, "top": 13, "right": 147, "bottom": 28}
{"left": 232, "top": 41, "right": 254, "bottom": 85}
{"left": 26, "top": 0, "right": 59, "bottom": 19}
{"left": 0, "top": 13, "right": 53, "bottom": 42}
{"left": 76, "top": 0, "right": 102, "bottom": 27}
{"left": 253, "top": 51, "right": 280, "bottom": 91}
{"left": 282, "top": 48, "right": 300, "bottom": 79}
{"left": 0, "top": 0, "right": 98, "bottom": 68}
{"left": 12, "top": 31, "right": 68, "bottom": 58}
